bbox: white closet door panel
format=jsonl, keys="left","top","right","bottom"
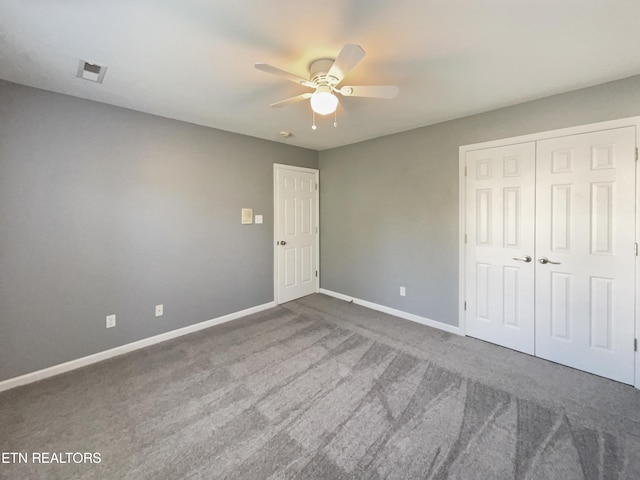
{"left": 465, "top": 143, "right": 536, "bottom": 354}
{"left": 535, "top": 127, "right": 636, "bottom": 384}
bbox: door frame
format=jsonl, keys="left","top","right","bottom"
{"left": 458, "top": 116, "right": 640, "bottom": 388}
{"left": 273, "top": 163, "right": 320, "bottom": 305}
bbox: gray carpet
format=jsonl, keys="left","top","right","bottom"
{"left": 1, "top": 294, "right": 640, "bottom": 479}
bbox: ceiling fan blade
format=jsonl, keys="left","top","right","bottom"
{"left": 339, "top": 85, "right": 399, "bottom": 99}
{"left": 270, "top": 93, "right": 313, "bottom": 108}
{"left": 327, "top": 44, "right": 366, "bottom": 84}
{"left": 255, "top": 63, "right": 314, "bottom": 87}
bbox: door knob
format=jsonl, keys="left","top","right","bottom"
{"left": 538, "top": 256, "right": 561, "bottom": 265}
{"left": 280, "top": 241, "right": 286, "bottom": 246}
{"left": 512, "top": 255, "right": 532, "bottom": 263}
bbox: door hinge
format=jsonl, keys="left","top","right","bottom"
{"left": 465, "top": 233, "right": 467, "bottom": 244}
{"left": 635, "top": 147, "right": 638, "bottom": 161}
{"left": 315, "top": 270, "right": 318, "bottom": 278}
{"left": 635, "top": 338, "right": 638, "bottom": 352}
{"left": 315, "top": 183, "right": 318, "bottom": 191}
{"left": 635, "top": 243, "right": 638, "bottom": 256}
{"left": 464, "top": 301, "right": 467, "bottom": 311}
{"left": 464, "top": 166, "right": 467, "bottom": 176}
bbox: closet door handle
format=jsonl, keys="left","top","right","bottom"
{"left": 512, "top": 255, "right": 532, "bottom": 263}
{"left": 538, "top": 256, "right": 561, "bottom": 265}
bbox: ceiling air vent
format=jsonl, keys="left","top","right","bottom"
{"left": 76, "top": 60, "right": 107, "bottom": 83}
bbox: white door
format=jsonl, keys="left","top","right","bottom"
{"left": 465, "top": 142, "right": 536, "bottom": 354}
{"left": 275, "top": 165, "right": 318, "bottom": 304}
{"left": 535, "top": 127, "right": 636, "bottom": 384}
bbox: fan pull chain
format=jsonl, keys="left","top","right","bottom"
{"left": 311, "top": 110, "right": 317, "bottom": 130}
{"left": 334, "top": 109, "right": 337, "bottom": 128}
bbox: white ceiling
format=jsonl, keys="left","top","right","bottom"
{"left": 2, "top": 0, "right": 640, "bottom": 151}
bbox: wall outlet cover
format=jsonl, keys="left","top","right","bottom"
{"left": 106, "top": 314, "right": 116, "bottom": 328}
{"left": 155, "top": 304, "right": 163, "bottom": 317}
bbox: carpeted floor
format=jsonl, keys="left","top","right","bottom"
{"left": 1, "top": 293, "right": 640, "bottom": 479}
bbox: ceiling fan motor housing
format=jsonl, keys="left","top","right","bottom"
{"left": 309, "top": 58, "right": 339, "bottom": 86}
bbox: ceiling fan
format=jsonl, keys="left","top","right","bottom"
{"left": 255, "top": 44, "right": 399, "bottom": 121}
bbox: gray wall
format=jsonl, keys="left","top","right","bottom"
{"left": 319, "top": 74, "right": 640, "bottom": 327}
{"left": 0, "top": 80, "right": 318, "bottom": 381}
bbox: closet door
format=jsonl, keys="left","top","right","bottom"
{"left": 465, "top": 143, "right": 536, "bottom": 354}
{"left": 535, "top": 127, "right": 636, "bottom": 384}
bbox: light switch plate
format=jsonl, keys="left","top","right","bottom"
{"left": 255, "top": 214, "right": 263, "bottom": 224}
{"left": 241, "top": 208, "right": 253, "bottom": 224}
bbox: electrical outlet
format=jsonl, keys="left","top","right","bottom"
{"left": 400, "top": 286, "right": 406, "bottom": 297}
{"left": 106, "top": 314, "right": 116, "bottom": 328}
{"left": 155, "top": 304, "right": 163, "bottom": 317}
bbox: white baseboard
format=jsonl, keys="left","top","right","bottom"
{"left": 319, "top": 288, "right": 462, "bottom": 336}
{"left": 0, "top": 301, "right": 276, "bottom": 393}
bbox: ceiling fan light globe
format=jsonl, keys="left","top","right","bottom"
{"left": 310, "top": 91, "right": 338, "bottom": 115}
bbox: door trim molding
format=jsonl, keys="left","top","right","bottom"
{"left": 273, "top": 164, "right": 320, "bottom": 305}
{"left": 458, "top": 116, "right": 640, "bottom": 388}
